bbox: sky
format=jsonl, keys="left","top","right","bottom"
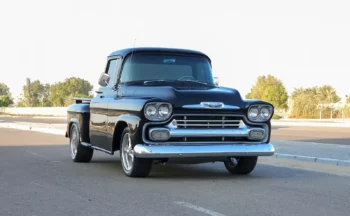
{"left": 1, "top": 0, "right": 349, "bottom": 103}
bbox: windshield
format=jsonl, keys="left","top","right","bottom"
{"left": 119, "top": 53, "right": 215, "bottom": 85}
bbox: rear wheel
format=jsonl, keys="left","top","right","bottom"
{"left": 224, "top": 156, "right": 258, "bottom": 175}
{"left": 120, "top": 127, "right": 152, "bottom": 177}
{"left": 69, "top": 123, "right": 93, "bottom": 162}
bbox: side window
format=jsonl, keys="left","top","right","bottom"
{"left": 106, "top": 58, "right": 122, "bottom": 87}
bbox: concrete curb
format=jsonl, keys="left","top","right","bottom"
{"left": 274, "top": 153, "right": 350, "bottom": 167}
{"left": 0, "top": 123, "right": 65, "bottom": 136}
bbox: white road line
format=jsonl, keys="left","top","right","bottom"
{"left": 174, "top": 201, "right": 227, "bottom": 216}
{"left": 26, "top": 150, "right": 49, "bottom": 160}
{"left": 25, "top": 150, "right": 62, "bottom": 162}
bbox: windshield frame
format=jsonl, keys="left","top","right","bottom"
{"left": 117, "top": 51, "right": 214, "bottom": 86}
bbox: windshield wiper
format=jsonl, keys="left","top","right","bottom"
{"left": 176, "top": 79, "right": 211, "bottom": 86}
{"left": 123, "top": 80, "right": 173, "bottom": 85}
{"left": 143, "top": 79, "right": 215, "bottom": 86}
{"left": 176, "top": 79, "right": 217, "bottom": 87}
{"left": 143, "top": 80, "right": 171, "bottom": 85}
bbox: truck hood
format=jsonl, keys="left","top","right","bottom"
{"left": 121, "top": 85, "right": 245, "bottom": 108}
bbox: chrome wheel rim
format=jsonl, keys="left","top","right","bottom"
{"left": 70, "top": 127, "right": 78, "bottom": 159}
{"left": 121, "top": 132, "right": 134, "bottom": 172}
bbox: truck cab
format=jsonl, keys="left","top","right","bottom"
{"left": 66, "top": 47, "right": 275, "bottom": 178}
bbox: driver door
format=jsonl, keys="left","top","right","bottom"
{"left": 90, "top": 57, "right": 122, "bottom": 152}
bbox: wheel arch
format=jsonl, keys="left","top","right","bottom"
{"left": 68, "top": 119, "right": 80, "bottom": 139}
{"left": 111, "top": 115, "right": 142, "bottom": 152}
{"left": 68, "top": 118, "right": 90, "bottom": 143}
{"left": 112, "top": 121, "right": 128, "bottom": 152}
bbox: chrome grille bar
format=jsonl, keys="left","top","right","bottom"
{"left": 176, "top": 120, "right": 240, "bottom": 123}
{"left": 176, "top": 115, "right": 241, "bottom": 129}
{"left": 177, "top": 124, "right": 240, "bottom": 127}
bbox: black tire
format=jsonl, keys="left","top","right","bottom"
{"left": 69, "top": 123, "right": 93, "bottom": 162}
{"left": 224, "top": 156, "right": 258, "bottom": 175}
{"left": 119, "top": 127, "right": 152, "bottom": 177}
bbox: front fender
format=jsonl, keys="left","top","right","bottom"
{"left": 115, "top": 115, "right": 142, "bottom": 136}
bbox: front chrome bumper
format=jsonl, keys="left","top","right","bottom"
{"left": 133, "top": 143, "right": 275, "bottom": 158}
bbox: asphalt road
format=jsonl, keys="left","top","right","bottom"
{"left": 1, "top": 128, "right": 350, "bottom": 216}
{"left": 1, "top": 116, "right": 350, "bottom": 145}
{"left": 271, "top": 125, "right": 350, "bottom": 145}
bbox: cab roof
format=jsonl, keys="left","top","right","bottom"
{"left": 108, "top": 47, "right": 210, "bottom": 60}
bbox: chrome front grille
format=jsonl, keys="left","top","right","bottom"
{"left": 173, "top": 115, "right": 242, "bottom": 129}
{"left": 143, "top": 114, "right": 268, "bottom": 144}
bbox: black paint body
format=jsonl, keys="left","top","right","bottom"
{"left": 66, "top": 47, "right": 273, "bottom": 155}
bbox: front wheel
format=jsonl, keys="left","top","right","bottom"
{"left": 120, "top": 128, "right": 152, "bottom": 177}
{"left": 224, "top": 156, "right": 258, "bottom": 175}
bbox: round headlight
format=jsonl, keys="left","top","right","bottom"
{"left": 249, "top": 107, "right": 259, "bottom": 118}
{"left": 260, "top": 107, "right": 270, "bottom": 119}
{"left": 159, "top": 105, "right": 170, "bottom": 116}
{"left": 144, "top": 102, "right": 173, "bottom": 121}
{"left": 247, "top": 104, "right": 273, "bottom": 122}
{"left": 145, "top": 105, "right": 157, "bottom": 116}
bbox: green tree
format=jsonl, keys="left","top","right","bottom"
{"left": 290, "top": 87, "right": 319, "bottom": 118}
{"left": 316, "top": 85, "right": 341, "bottom": 104}
{"left": 246, "top": 75, "right": 288, "bottom": 110}
{"left": 0, "top": 83, "right": 13, "bottom": 106}
{"left": 17, "top": 80, "right": 51, "bottom": 107}
{"left": 0, "top": 95, "right": 11, "bottom": 107}
{"left": 49, "top": 77, "right": 93, "bottom": 106}
{"left": 290, "top": 85, "right": 341, "bottom": 118}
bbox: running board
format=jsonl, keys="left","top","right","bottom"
{"left": 81, "top": 142, "right": 113, "bottom": 155}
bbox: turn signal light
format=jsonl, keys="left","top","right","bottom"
{"left": 150, "top": 129, "right": 170, "bottom": 141}
{"left": 248, "top": 130, "right": 265, "bottom": 140}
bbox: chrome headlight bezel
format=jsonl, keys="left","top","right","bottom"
{"left": 144, "top": 102, "right": 173, "bottom": 121}
{"left": 247, "top": 104, "right": 273, "bottom": 122}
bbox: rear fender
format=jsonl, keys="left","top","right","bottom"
{"left": 66, "top": 103, "right": 90, "bottom": 143}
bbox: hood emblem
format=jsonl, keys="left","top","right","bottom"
{"left": 200, "top": 102, "right": 224, "bottom": 109}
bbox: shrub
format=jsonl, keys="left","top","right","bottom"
{"left": 272, "top": 114, "right": 283, "bottom": 119}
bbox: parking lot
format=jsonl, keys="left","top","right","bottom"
{"left": 1, "top": 122, "right": 349, "bottom": 216}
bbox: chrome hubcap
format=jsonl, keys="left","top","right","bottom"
{"left": 121, "top": 133, "right": 134, "bottom": 171}
{"left": 70, "top": 127, "right": 78, "bottom": 159}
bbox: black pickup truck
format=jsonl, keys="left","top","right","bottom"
{"left": 65, "top": 47, "right": 275, "bottom": 178}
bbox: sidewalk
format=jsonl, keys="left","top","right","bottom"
{"left": 0, "top": 121, "right": 349, "bottom": 166}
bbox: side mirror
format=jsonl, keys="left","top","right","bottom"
{"left": 98, "top": 72, "right": 110, "bottom": 87}
{"left": 214, "top": 77, "right": 219, "bottom": 86}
